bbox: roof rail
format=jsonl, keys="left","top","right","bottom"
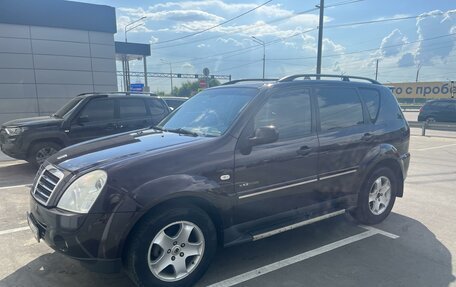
{"left": 222, "top": 78, "right": 278, "bottom": 85}
{"left": 77, "top": 91, "right": 158, "bottom": 97}
{"left": 278, "top": 74, "right": 381, "bottom": 85}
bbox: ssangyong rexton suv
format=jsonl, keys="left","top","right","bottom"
{"left": 27, "top": 75, "right": 410, "bottom": 287}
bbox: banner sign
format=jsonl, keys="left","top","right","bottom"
{"left": 387, "top": 82, "right": 455, "bottom": 99}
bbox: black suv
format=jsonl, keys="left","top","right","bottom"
{"left": 160, "top": 96, "right": 189, "bottom": 110}
{"left": 27, "top": 75, "right": 410, "bottom": 287}
{"left": 417, "top": 98, "right": 456, "bottom": 122}
{"left": 0, "top": 92, "right": 170, "bottom": 166}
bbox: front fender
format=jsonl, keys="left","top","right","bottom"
{"left": 108, "top": 174, "right": 235, "bottom": 258}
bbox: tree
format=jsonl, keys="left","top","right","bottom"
{"left": 172, "top": 79, "right": 221, "bottom": 98}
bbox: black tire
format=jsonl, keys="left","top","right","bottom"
{"left": 426, "top": 117, "right": 436, "bottom": 123}
{"left": 351, "top": 167, "right": 397, "bottom": 225}
{"left": 27, "top": 141, "right": 62, "bottom": 167}
{"left": 125, "top": 205, "right": 217, "bottom": 287}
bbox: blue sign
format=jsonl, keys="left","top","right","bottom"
{"left": 130, "top": 83, "right": 144, "bottom": 92}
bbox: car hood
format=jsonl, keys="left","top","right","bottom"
{"left": 2, "top": 116, "right": 63, "bottom": 127}
{"left": 48, "top": 129, "right": 209, "bottom": 172}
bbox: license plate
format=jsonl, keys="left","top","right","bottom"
{"left": 26, "top": 212, "right": 40, "bottom": 243}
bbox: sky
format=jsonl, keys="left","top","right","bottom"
{"left": 81, "top": 0, "right": 456, "bottom": 92}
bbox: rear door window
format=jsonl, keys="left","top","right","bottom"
{"left": 119, "top": 98, "right": 148, "bottom": 119}
{"left": 317, "top": 87, "right": 364, "bottom": 131}
{"left": 254, "top": 88, "right": 312, "bottom": 140}
{"left": 79, "top": 98, "right": 115, "bottom": 122}
{"left": 359, "top": 88, "right": 381, "bottom": 122}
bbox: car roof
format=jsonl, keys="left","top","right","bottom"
{"left": 160, "top": 96, "right": 189, "bottom": 100}
{"left": 211, "top": 79, "right": 384, "bottom": 92}
{"left": 425, "top": 98, "right": 456, "bottom": 104}
{"left": 76, "top": 92, "right": 161, "bottom": 100}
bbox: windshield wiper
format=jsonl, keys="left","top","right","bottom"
{"left": 151, "top": 125, "right": 165, "bottom": 131}
{"left": 167, "top": 128, "right": 199, "bottom": 137}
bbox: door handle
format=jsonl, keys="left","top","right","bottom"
{"left": 362, "top": 133, "right": 374, "bottom": 141}
{"left": 297, "top": 146, "right": 312, "bottom": 156}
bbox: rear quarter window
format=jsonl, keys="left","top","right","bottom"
{"left": 148, "top": 98, "right": 168, "bottom": 116}
{"left": 359, "top": 88, "right": 381, "bottom": 122}
{"left": 317, "top": 87, "right": 364, "bottom": 131}
{"left": 119, "top": 98, "right": 148, "bottom": 119}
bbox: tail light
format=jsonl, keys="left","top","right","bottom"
{"left": 419, "top": 106, "right": 423, "bottom": 113}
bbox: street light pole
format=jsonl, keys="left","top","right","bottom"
{"left": 416, "top": 64, "right": 422, "bottom": 82}
{"left": 251, "top": 36, "right": 265, "bottom": 79}
{"left": 161, "top": 59, "right": 173, "bottom": 95}
{"left": 124, "top": 16, "right": 146, "bottom": 43}
{"left": 316, "top": 0, "right": 325, "bottom": 78}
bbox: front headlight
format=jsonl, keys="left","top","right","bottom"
{"left": 57, "top": 170, "right": 107, "bottom": 213}
{"left": 5, "top": 126, "right": 27, "bottom": 136}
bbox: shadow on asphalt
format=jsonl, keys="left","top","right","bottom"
{"left": 0, "top": 214, "right": 453, "bottom": 287}
{"left": 0, "top": 162, "right": 37, "bottom": 187}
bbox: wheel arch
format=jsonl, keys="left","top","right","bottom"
{"left": 26, "top": 137, "right": 65, "bottom": 157}
{"left": 358, "top": 144, "right": 405, "bottom": 197}
{"left": 120, "top": 195, "right": 225, "bottom": 261}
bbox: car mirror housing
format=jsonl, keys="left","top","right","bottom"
{"left": 249, "top": 126, "right": 279, "bottom": 146}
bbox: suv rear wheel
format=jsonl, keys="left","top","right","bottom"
{"left": 28, "top": 141, "right": 62, "bottom": 167}
{"left": 351, "top": 167, "right": 397, "bottom": 225}
{"left": 125, "top": 205, "right": 217, "bottom": 287}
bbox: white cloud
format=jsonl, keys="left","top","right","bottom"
{"left": 415, "top": 9, "right": 456, "bottom": 65}
{"left": 149, "top": 35, "right": 159, "bottom": 44}
{"left": 118, "top": 7, "right": 225, "bottom": 23}
{"left": 217, "top": 37, "right": 244, "bottom": 47}
{"left": 398, "top": 53, "right": 415, "bottom": 67}
{"left": 323, "top": 38, "right": 345, "bottom": 54}
{"left": 379, "top": 29, "right": 408, "bottom": 57}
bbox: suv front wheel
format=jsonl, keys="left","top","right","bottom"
{"left": 28, "top": 141, "right": 62, "bottom": 167}
{"left": 125, "top": 205, "right": 217, "bottom": 287}
{"left": 351, "top": 167, "right": 397, "bottom": 225}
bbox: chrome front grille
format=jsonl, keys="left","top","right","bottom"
{"left": 33, "top": 165, "right": 64, "bottom": 205}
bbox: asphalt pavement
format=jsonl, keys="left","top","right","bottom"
{"left": 0, "top": 129, "right": 455, "bottom": 287}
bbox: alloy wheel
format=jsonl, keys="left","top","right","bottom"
{"left": 368, "top": 176, "right": 392, "bottom": 215}
{"left": 147, "top": 221, "right": 205, "bottom": 282}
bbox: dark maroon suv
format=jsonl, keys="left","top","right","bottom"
{"left": 27, "top": 74, "right": 410, "bottom": 287}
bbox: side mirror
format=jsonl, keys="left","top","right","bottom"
{"left": 77, "top": 115, "right": 89, "bottom": 124}
{"left": 249, "top": 126, "right": 279, "bottom": 146}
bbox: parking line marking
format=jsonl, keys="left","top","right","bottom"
{"left": 0, "top": 226, "right": 29, "bottom": 236}
{"left": 0, "top": 160, "right": 26, "bottom": 167}
{"left": 0, "top": 184, "right": 32, "bottom": 190}
{"left": 207, "top": 227, "right": 399, "bottom": 287}
{"left": 359, "top": 225, "right": 400, "bottom": 239}
{"left": 410, "top": 143, "right": 456, "bottom": 151}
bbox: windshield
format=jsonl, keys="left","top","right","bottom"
{"left": 54, "top": 97, "right": 83, "bottom": 118}
{"left": 158, "top": 88, "right": 257, "bottom": 137}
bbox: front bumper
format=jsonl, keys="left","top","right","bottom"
{"left": 0, "top": 131, "right": 27, "bottom": 159}
{"left": 28, "top": 195, "right": 136, "bottom": 273}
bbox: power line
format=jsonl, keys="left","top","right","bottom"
{"left": 152, "top": 0, "right": 273, "bottom": 45}
{"left": 325, "top": 11, "right": 455, "bottom": 29}
{"left": 267, "top": 33, "right": 456, "bottom": 61}
{"left": 151, "top": 8, "right": 319, "bottom": 50}
{"left": 151, "top": 0, "right": 363, "bottom": 50}
{"left": 214, "top": 59, "right": 263, "bottom": 73}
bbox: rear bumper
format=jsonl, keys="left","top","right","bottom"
{"left": 400, "top": 152, "right": 411, "bottom": 179}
